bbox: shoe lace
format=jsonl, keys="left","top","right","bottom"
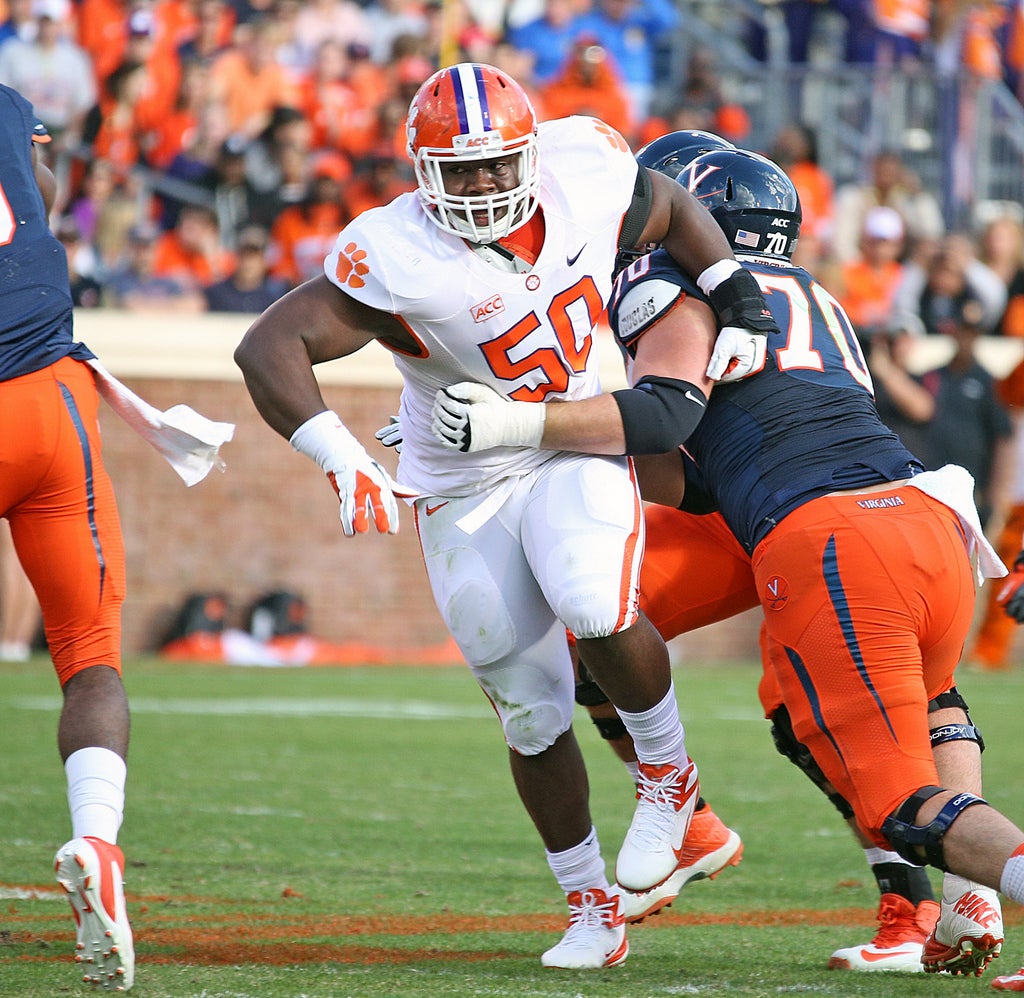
{"left": 630, "top": 766, "right": 686, "bottom": 848}
{"left": 566, "top": 889, "right": 619, "bottom": 933}
{"left": 873, "top": 895, "right": 923, "bottom": 948}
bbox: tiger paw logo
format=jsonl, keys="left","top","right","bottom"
{"left": 592, "top": 119, "right": 629, "bottom": 152}
{"left": 764, "top": 575, "right": 789, "bottom": 611}
{"left": 336, "top": 242, "right": 370, "bottom": 289}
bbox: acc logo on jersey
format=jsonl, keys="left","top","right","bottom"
{"left": 471, "top": 293, "right": 505, "bottom": 322}
{"left": 764, "top": 575, "right": 789, "bottom": 611}
{"left": 336, "top": 242, "right": 370, "bottom": 289}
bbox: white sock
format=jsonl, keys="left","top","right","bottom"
{"left": 623, "top": 760, "right": 640, "bottom": 785}
{"left": 546, "top": 826, "right": 609, "bottom": 896}
{"left": 864, "top": 847, "right": 913, "bottom": 867}
{"left": 999, "top": 845, "right": 1024, "bottom": 904}
{"left": 615, "top": 682, "right": 687, "bottom": 768}
{"left": 65, "top": 747, "right": 126, "bottom": 844}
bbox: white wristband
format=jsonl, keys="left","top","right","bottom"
{"left": 289, "top": 410, "right": 359, "bottom": 470}
{"left": 697, "top": 259, "right": 742, "bottom": 295}
{"left": 507, "top": 400, "right": 546, "bottom": 448}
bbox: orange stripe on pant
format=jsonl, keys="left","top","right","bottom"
{"left": 0, "top": 356, "right": 125, "bottom": 685}
{"left": 751, "top": 486, "right": 975, "bottom": 846}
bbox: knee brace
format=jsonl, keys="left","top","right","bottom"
{"left": 574, "top": 659, "right": 610, "bottom": 708}
{"left": 928, "top": 687, "right": 985, "bottom": 752}
{"left": 881, "top": 786, "right": 989, "bottom": 870}
{"left": 769, "top": 705, "right": 855, "bottom": 821}
{"left": 574, "top": 660, "right": 629, "bottom": 741}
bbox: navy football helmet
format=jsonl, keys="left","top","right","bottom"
{"left": 681, "top": 148, "right": 802, "bottom": 261}
{"left": 635, "top": 129, "right": 736, "bottom": 181}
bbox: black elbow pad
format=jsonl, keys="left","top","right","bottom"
{"left": 611, "top": 375, "right": 708, "bottom": 454}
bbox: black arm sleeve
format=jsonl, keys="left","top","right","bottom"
{"left": 618, "top": 166, "right": 653, "bottom": 250}
{"left": 611, "top": 374, "right": 708, "bottom": 454}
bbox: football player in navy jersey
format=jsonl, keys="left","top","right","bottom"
{"left": 0, "top": 84, "right": 135, "bottom": 990}
{"left": 432, "top": 146, "right": 1024, "bottom": 979}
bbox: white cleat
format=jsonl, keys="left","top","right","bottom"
{"left": 615, "top": 760, "right": 699, "bottom": 892}
{"left": 923, "top": 883, "right": 1002, "bottom": 977}
{"left": 828, "top": 894, "right": 939, "bottom": 972}
{"left": 619, "top": 803, "right": 743, "bottom": 923}
{"left": 541, "top": 887, "right": 628, "bottom": 969}
{"left": 55, "top": 837, "right": 135, "bottom": 991}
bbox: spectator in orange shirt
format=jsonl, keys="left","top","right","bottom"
{"left": 296, "top": 37, "right": 377, "bottom": 161}
{"left": 769, "top": 122, "right": 835, "bottom": 271}
{"left": 342, "top": 146, "right": 414, "bottom": 220}
{"left": 77, "top": 0, "right": 131, "bottom": 87}
{"left": 177, "top": 0, "right": 235, "bottom": 69}
{"left": 209, "top": 15, "right": 299, "bottom": 138}
{"left": 538, "top": 39, "right": 633, "bottom": 141}
{"left": 837, "top": 206, "right": 907, "bottom": 338}
{"left": 81, "top": 60, "right": 150, "bottom": 184}
{"left": 269, "top": 154, "right": 348, "bottom": 288}
{"left": 152, "top": 203, "right": 235, "bottom": 291}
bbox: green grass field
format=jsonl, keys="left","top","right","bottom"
{"left": 0, "top": 656, "right": 1021, "bottom": 997}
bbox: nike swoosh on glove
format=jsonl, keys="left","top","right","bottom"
{"left": 431, "top": 383, "right": 545, "bottom": 452}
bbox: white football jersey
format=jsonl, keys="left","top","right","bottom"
{"left": 323, "top": 116, "right": 640, "bottom": 498}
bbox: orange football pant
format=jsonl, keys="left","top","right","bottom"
{"left": 0, "top": 356, "right": 125, "bottom": 685}
{"left": 751, "top": 486, "right": 974, "bottom": 846}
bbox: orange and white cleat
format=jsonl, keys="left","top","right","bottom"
{"left": 992, "top": 964, "right": 1024, "bottom": 990}
{"left": 828, "top": 893, "right": 939, "bottom": 971}
{"left": 923, "top": 882, "right": 1003, "bottom": 977}
{"left": 615, "top": 760, "right": 700, "bottom": 892}
{"left": 618, "top": 803, "right": 742, "bottom": 923}
{"left": 541, "top": 887, "right": 628, "bottom": 969}
{"left": 55, "top": 836, "right": 135, "bottom": 991}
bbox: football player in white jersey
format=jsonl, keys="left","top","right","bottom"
{"left": 235, "top": 62, "right": 776, "bottom": 970}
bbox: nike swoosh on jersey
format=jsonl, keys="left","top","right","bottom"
{"left": 685, "top": 390, "right": 706, "bottom": 407}
{"left": 425, "top": 501, "right": 449, "bottom": 516}
{"left": 566, "top": 245, "right": 586, "bottom": 267}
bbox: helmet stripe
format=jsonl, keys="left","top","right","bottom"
{"left": 451, "top": 63, "right": 490, "bottom": 136}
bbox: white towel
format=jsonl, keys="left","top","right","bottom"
{"left": 88, "top": 360, "right": 235, "bottom": 487}
{"left": 904, "top": 464, "right": 1007, "bottom": 585}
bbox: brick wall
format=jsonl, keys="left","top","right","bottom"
{"left": 78, "top": 311, "right": 1018, "bottom": 664}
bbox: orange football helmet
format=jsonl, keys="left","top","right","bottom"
{"left": 406, "top": 63, "right": 540, "bottom": 243}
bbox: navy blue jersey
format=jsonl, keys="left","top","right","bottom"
{"left": 0, "top": 85, "right": 91, "bottom": 382}
{"left": 609, "top": 250, "right": 923, "bottom": 553}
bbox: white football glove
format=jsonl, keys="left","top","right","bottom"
{"left": 706, "top": 326, "right": 768, "bottom": 383}
{"left": 290, "top": 410, "right": 417, "bottom": 536}
{"left": 373, "top": 415, "right": 403, "bottom": 453}
{"left": 431, "top": 382, "right": 546, "bottom": 452}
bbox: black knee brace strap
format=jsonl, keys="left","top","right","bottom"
{"left": 590, "top": 714, "right": 629, "bottom": 741}
{"left": 881, "top": 786, "right": 989, "bottom": 870}
{"left": 928, "top": 687, "right": 985, "bottom": 752}
{"left": 930, "top": 723, "right": 985, "bottom": 753}
{"left": 574, "top": 677, "right": 610, "bottom": 708}
{"left": 929, "top": 686, "right": 969, "bottom": 712}
{"left": 770, "top": 706, "right": 855, "bottom": 820}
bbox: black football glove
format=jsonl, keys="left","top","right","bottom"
{"left": 998, "top": 550, "right": 1024, "bottom": 623}
{"left": 708, "top": 267, "right": 780, "bottom": 335}
{"left": 705, "top": 268, "right": 779, "bottom": 382}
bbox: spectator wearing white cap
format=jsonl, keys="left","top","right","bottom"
{"left": 836, "top": 204, "right": 907, "bottom": 339}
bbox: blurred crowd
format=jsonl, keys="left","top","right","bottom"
{"left": 7, "top": 0, "right": 1024, "bottom": 316}
{"left": 6, "top": 0, "right": 1024, "bottom": 668}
